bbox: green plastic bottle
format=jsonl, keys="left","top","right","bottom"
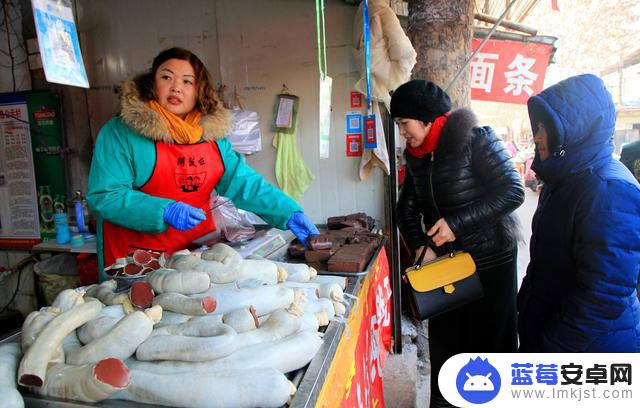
{"left": 38, "top": 185, "right": 54, "bottom": 233}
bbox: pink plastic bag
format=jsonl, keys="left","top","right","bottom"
{"left": 211, "top": 196, "right": 256, "bottom": 243}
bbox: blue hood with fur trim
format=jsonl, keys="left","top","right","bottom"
{"left": 528, "top": 74, "right": 616, "bottom": 184}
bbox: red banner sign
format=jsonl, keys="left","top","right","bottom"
{"left": 316, "top": 247, "right": 393, "bottom": 407}
{"left": 470, "top": 38, "right": 552, "bottom": 104}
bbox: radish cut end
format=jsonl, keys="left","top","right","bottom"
{"left": 19, "top": 374, "right": 43, "bottom": 387}
{"left": 124, "top": 263, "right": 143, "bottom": 276}
{"left": 202, "top": 296, "right": 216, "bottom": 313}
{"left": 130, "top": 281, "right": 155, "bottom": 308}
{"left": 94, "top": 358, "right": 130, "bottom": 388}
{"left": 132, "top": 249, "right": 153, "bottom": 266}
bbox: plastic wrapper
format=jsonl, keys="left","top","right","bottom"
{"left": 227, "top": 108, "right": 262, "bottom": 155}
{"left": 211, "top": 196, "right": 256, "bottom": 243}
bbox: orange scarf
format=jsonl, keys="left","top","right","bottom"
{"left": 406, "top": 113, "right": 449, "bottom": 158}
{"left": 148, "top": 100, "right": 203, "bottom": 144}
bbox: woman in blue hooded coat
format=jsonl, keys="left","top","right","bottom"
{"left": 518, "top": 74, "right": 640, "bottom": 352}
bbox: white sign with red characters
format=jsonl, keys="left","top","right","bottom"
{"left": 470, "top": 38, "right": 553, "bottom": 105}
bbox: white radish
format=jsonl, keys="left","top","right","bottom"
{"left": 18, "top": 299, "right": 103, "bottom": 387}
{"left": 234, "top": 259, "right": 286, "bottom": 284}
{"left": 129, "top": 330, "right": 323, "bottom": 375}
{"left": 173, "top": 248, "right": 192, "bottom": 257}
{"left": 68, "top": 306, "right": 161, "bottom": 365}
{"left": 83, "top": 283, "right": 99, "bottom": 298}
{"left": 52, "top": 288, "right": 86, "bottom": 312}
{"left": 234, "top": 309, "right": 301, "bottom": 350}
{"left": 318, "top": 282, "right": 345, "bottom": 301}
{"left": 167, "top": 253, "right": 203, "bottom": 271}
{"left": 195, "top": 285, "right": 297, "bottom": 316}
{"left": 200, "top": 243, "right": 240, "bottom": 262}
{"left": 136, "top": 323, "right": 237, "bottom": 362}
{"left": 316, "top": 275, "right": 348, "bottom": 289}
{"left": 333, "top": 302, "right": 347, "bottom": 317}
{"left": 268, "top": 308, "right": 327, "bottom": 331}
{"left": 300, "top": 297, "right": 336, "bottom": 319}
{"left": 281, "top": 275, "right": 349, "bottom": 292}
{"left": 155, "top": 311, "right": 192, "bottom": 328}
{"left": 152, "top": 293, "right": 216, "bottom": 315}
{"left": 21, "top": 307, "right": 63, "bottom": 362}
{"left": 36, "top": 358, "right": 130, "bottom": 403}
{"left": 111, "top": 368, "right": 294, "bottom": 408}
{"left": 280, "top": 283, "right": 319, "bottom": 301}
{"left": 199, "top": 242, "right": 242, "bottom": 278}
{"left": 273, "top": 260, "right": 317, "bottom": 282}
{"left": 146, "top": 268, "right": 210, "bottom": 294}
{"left": 61, "top": 331, "right": 83, "bottom": 357}
{"left": 77, "top": 315, "right": 123, "bottom": 345}
{"left": 0, "top": 343, "right": 24, "bottom": 408}
{"left": 169, "top": 252, "right": 240, "bottom": 283}
{"left": 98, "top": 304, "right": 127, "bottom": 319}
{"left": 77, "top": 305, "right": 128, "bottom": 343}
{"left": 152, "top": 314, "right": 224, "bottom": 337}
{"left": 91, "top": 280, "right": 134, "bottom": 313}
{"left": 222, "top": 306, "right": 259, "bottom": 333}
{"left": 307, "top": 310, "right": 329, "bottom": 329}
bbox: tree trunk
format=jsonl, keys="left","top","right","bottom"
{"left": 407, "top": 0, "right": 474, "bottom": 108}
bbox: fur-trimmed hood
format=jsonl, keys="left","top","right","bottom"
{"left": 438, "top": 108, "right": 479, "bottom": 154}
{"left": 119, "top": 75, "right": 232, "bottom": 143}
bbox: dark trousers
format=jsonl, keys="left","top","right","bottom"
{"left": 428, "top": 249, "right": 518, "bottom": 408}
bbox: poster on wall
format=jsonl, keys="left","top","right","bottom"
{"left": 27, "top": 92, "right": 68, "bottom": 241}
{"left": 31, "top": 0, "right": 90, "bottom": 88}
{"left": 0, "top": 92, "right": 67, "bottom": 247}
{"left": 0, "top": 98, "right": 40, "bottom": 248}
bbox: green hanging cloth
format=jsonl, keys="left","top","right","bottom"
{"left": 273, "top": 128, "right": 315, "bottom": 200}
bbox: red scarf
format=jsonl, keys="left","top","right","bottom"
{"left": 406, "top": 113, "right": 449, "bottom": 158}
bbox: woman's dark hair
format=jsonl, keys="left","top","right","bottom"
{"left": 134, "top": 47, "right": 221, "bottom": 114}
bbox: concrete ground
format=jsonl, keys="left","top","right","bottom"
{"left": 382, "top": 188, "right": 539, "bottom": 407}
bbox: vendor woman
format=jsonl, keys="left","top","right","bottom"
{"left": 88, "top": 47, "right": 318, "bottom": 280}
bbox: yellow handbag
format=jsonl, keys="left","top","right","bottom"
{"left": 402, "top": 248, "right": 483, "bottom": 320}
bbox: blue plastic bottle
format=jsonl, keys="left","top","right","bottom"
{"left": 54, "top": 212, "right": 70, "bottom": 244}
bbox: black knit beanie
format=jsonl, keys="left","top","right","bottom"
{"left": 390, "top": 80, "right": 452, "bottom": 123}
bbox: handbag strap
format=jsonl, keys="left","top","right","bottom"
{"left": 412, "top": 236, "right": 456, "bottom": 270}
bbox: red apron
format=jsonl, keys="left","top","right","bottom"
{"left": 102, "top": 141, "right": 224, "bottom": 267}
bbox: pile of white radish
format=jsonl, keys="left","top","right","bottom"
{"left": 3, "top": 242, "right": 353, "bottom": 408}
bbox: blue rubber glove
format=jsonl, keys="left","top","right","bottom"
{"left": 287, "top": 212, "right": 319, "bottom": 247}
{"left": 163, "top": 202, "right": 206, "bottom": 231}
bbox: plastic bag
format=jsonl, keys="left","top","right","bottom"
{"left": 227, "top": 108, "right": 262, "bottom": 155}
{"left": 211, "top": 196, "right": 256, "bottom": 243}
{"left": 34, "top": 254, "right": 80, "bottom": 305}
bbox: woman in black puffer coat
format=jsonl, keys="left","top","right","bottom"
{"left": 392, "top": 80, "right": 524, "bottom": 408}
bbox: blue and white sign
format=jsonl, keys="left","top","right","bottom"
{"left": 439, "top": 353, "right": 640, "bottom": 407}
{"left": 346, "top": 112, "right": 362, "bottom": 133}
{"left": 31, "top": 0, "right": 89, "bottom": 88}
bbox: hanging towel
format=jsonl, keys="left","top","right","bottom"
{"left": 273, "top": 129, "right": 315, "bottom": 200}
{"left": 353, "top": 0, "right": 417, "bottom": 109}
{"left": 359, "top": 102, "right": 390, "bottom": 180}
